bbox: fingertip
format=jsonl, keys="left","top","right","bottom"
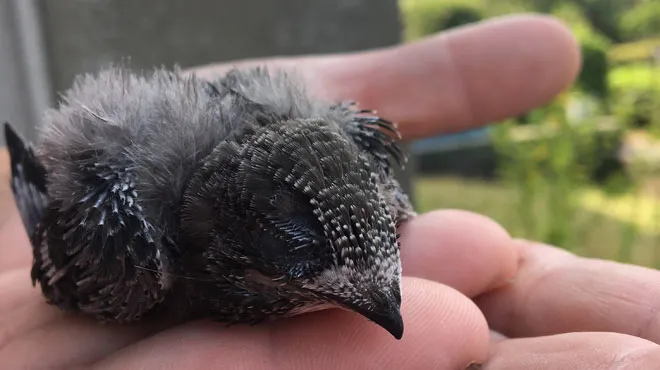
{"left": 442, "top": 13, "right": 582, "bottom": 128}
{"left": 465, "top": 13, "right": 582, "bottom": 85}
{"left": 400, "top": 277, "right": 490, "bottom": 351}
{"left": 508, "top": 13, "right": 582, "bottom": 88}
{"left": 274, "top": 277, "right": 490, "bottom": 369}
{"left": 399, "top": 209, "right": 518, "bottom": 297}
{"left": 0, "top": 210, "right": 32, "bottom": 273}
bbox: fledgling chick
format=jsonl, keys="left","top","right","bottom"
{"left": 4, "top": 66, "right": 415, "bottom": 339}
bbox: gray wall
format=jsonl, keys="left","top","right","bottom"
{"left": 39, "top": 0, "right": 402, "bottom": 94}
{"left": 2, "top": 0, "right": 401, "bottom": 138}
{"left": 0, "top": 0, "right": 51, "bottom": 144}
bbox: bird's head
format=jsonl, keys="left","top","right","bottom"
{"left": 181, "top": 118, "right": 404, "bottom": 339}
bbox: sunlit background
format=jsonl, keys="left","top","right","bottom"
{"left": 401, "top": 0, "right": 660, "bottom": 267}
{"left": 1, "top": 1, "right": 659, "bottom": 267}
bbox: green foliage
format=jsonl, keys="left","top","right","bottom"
{"left": 610, "top": 64, "right": 660, "bottom": 131}
{"left": 400, "top": 0, "right": 483, "bottom": 40}
{"left": 610, "top": 63, "right": 660, "bottom": 91}
{"left": 552, "top": 3, "right": 611, "bottom": 100}
{"left": 400, "top": 0, "right": 658, "bottom": 44}
{"left": 490, "top": 96, "right": 626, "bottom": 249}
{"left": 441, "top": 6, "right": 483, "bottom": 30}
{"left": 526, "top": 0, "right": 635, "bottom": 42}
{"left": 621, "top": 1, "right": 660, "bottom": 41}
{"left": 609, "top": 37, "right": 660, "bottom": 64}
{"left": 578, "top": 40, "right": 610, "bottom": 99}
{"left": 571, "top": 0, "right": 633, "bottom": 42}
{"left": 613, "top": 90, "right": 660, "bottom": 130}
{"left": 415, "top": 176, "right": 660, "bottom": 267}
{"left": 401, "top": 0, "right": 660, "bottom": 264}
{"left": 528, "top": 0, "right": 560, "bottom": 12}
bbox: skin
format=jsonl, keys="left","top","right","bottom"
{"left": 1, "top": 13, "right": 659, "bottom": 369}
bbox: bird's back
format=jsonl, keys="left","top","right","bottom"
{"left": 35, "top": 66, "right": 326, "bottom": 230}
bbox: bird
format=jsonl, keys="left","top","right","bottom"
{"left": 3, "top": 65, "right": 416, "bottom": 340}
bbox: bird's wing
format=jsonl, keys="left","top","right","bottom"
{"left": 5, "top": 122, "right": 171, "bottom": 322}
{"left": 4, "top": 122, "right": 49, "bottom": 237}
{"left": 332, "top": 101, "right": 405, "bottom": 173}
{"left": 331, "top": 102, "right": 416, "bottom": 223}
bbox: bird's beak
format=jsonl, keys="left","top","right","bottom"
{"left": 329, "top": 290, "right": 404, "bottom": 340}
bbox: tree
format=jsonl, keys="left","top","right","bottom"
{"left": 527, "top": 0, "right": 636, "bottom": 42}
{"left": 621, "top": 0, "right": 660, "bottom": 40}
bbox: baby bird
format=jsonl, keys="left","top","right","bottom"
{"left": 4, "top": 66, "right": 415, "bottom": 339}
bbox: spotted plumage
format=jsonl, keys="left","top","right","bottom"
{"left": 4, "top": 66, "right": 415, "bottom": 339}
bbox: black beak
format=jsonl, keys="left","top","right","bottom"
{"left": 329, "top": 288, "right": 404, "bottom": 340}
{"left": 351, "top": 301, "right": 404, "bottom": 339}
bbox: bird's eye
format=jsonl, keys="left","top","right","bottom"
{"left": 250, "top": 188, "right": 329, "bottom": 278}
{"left": 267, "top": 188, "right": 320, "bottom": 238}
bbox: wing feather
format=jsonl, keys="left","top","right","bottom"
{"left": 4, "top": 122, "right": 49, "bottom": 237}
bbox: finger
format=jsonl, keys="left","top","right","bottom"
{"left": 0, "top": 209, "right": 515, "bottom": 365}
{"left": 0, "top": 267, "right": 167, "bottom": 368}
{"left": 0, "top": 269, "right": 64, "bottom": 347}
{"left": 475, "top": 239, "right": 660, "bottom": 344}
{"left": 481, "top": 332, "right": 660, "bottom": 369}
{"left": 189, "top": 14, "right": 580, "bottom": 140}
{"left": 0, "top": 203, "right": 32, "bottom": 273}
{"left": 399, "top": 210, "right": 517, "bottom": 297}
{"left": 93, "top": 278, "right": 489, "bottom": 370}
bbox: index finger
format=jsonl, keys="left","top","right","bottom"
{"left": 475, "top": 239, "right": 660, "bottom": 344}
{"left": 189, "top": 14, "right": 580, "bottom": 140}
{"left": 92, "top": 278, "right": 490, "bottom": 370}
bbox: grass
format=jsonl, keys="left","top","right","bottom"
{"left": 609, "top": 63, "right": 660, "bottom": 92}
{"left": 414, "top": 176, "right": 660, "bottom": 267}
{"left": 609, "top": 37, "right": 660, "bottom": 64}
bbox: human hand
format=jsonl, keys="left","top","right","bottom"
{"left": 473, "top": 239, "right": 660, "bottom": 369}
{"left": 2, "top": 13, "right": 645, "bottom": 370}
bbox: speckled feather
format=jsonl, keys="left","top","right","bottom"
{"left": 4, "top": 66, "right": 415, "bottom": 338}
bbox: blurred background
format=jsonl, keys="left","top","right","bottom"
{"left": 404, "top": 0, "right": 660, "bottom": 268}
{"left": 1, "top": 1, "right": 659, "bottom": 267}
